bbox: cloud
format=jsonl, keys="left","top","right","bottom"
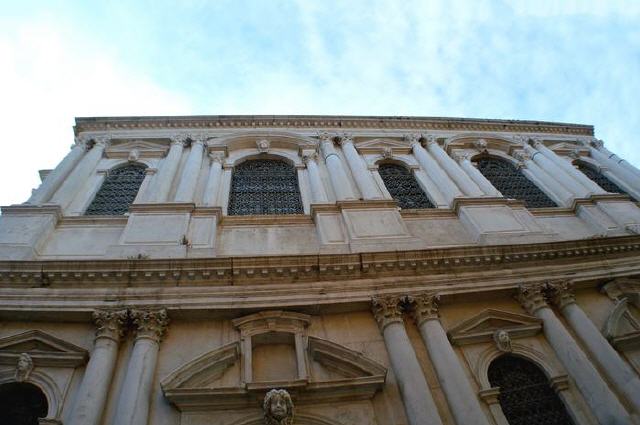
{"left": 0, "top": 19, "right": 194, "bottom": 206}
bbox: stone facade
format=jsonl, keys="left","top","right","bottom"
{"left": 0, "top": 114, "right": 640, "bottom": 424}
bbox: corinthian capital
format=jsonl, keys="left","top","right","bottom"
{"left": 408, "top": 293, "right": 440, "bottom": 326}
{"left": 513, "top": 150, "right": 531, "bottom": 162}
{"left": 130, "top": 308, "right": 169, "bottom": 343}
{"left": 451, "top": 150, "right": 472, "bottom": 163}
{"left": 209, "top": 152, "right": 225, "bottom": 163}
{"left": 403, "top": 133, "right": 421, "bottom": 145}
{"left": 91, "top": 134, "right": 112, "bottom": 149}
{"left": 421, "top": 134, "right": 438, "bottom": 146}
{"left": 590, "top": 138, "right": 605, "bottom": 150}
{"left": 517, "top": 284, "right": 548, "bottom": 314}
{"left": 337, "top": 133, "right": 354, "bottom": 147}
{"left": 93, "top": 309, "right": 128, "bottom": 342}
{"left": 547, "top": 280, "right": 576, "bottom": 310}
{"left": 169, "top": 133, "right": 188, "bottom": 146}
{"left": 371, "top": 296, "right": 403, "bottom": 330}
{"left": 317, "top": 132, "right": 334, "bottom": 144}
{"left": 302, "top": 150, "right": 318, "bottom": 164}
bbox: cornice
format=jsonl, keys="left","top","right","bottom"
{"left": 0, "top": 235, "right": 639, "bottom": 289}
{"left": 74, "top": 115, "right": 594, "bottom": 136}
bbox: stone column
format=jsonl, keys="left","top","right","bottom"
{"left": 113, "top": 309, "right": 169, "bottom": 425}
{"left": 452, "top": 151, "right": 501, "bottom": 197}
{"left": 514, "top": 151, "right": 573, "bottom": 206}
{"left": 530, "top": 139, "right": 606, "bottom": 195}
{"left": 133, "top": 168, "right": 157, "bottom": 204}
{"left": 337, "top": 135, "right": 381, "bottom": 200}
{"left": 28, "top": 140, "right": 87, "bottom": 205}
{"left": 522, "top": 142, "right": 590, "bottom": 198}
{"left": 202, "top": 152, "right": 224, "bottom": 206}
{"left": 174, "top": 138, "right": 205, "bottom": 202}
{"left": 319, "top": 133, "right": 356, "bottom": 201}
{"left": 409, "top": 294, "right": 491, "bottom": 425}
{"left": 51, "top": 137, "right": 110, "bottom": 209}
{"left": 302, "top": 151, "right": 329, "bottom": 203}
{"left": 425, "top": 136, "right": 484, "bottom": 197}
{"left": 548, "top": 281, "right": 640, "bottom": 414}
{"left": 518, "top": 284, "right": 632, "bottom": 425}
{"left": 590, "top": 139, "right": 640, "bottom": 183}
{"left": 409, "top": 135, "right": 462, "bottom": 205}
{"left": 149, "top": 137, "right": 185, "bottom": 202}
{"left": 372, "top": 296, "right": 444, "bottom": 425}
{"left": 68, "top": 310, "right": 127, "bottom": 425}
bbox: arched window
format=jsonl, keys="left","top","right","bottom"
{"left": 576, "top": 161, "right": 637, "bottom": 202}
{"left": 378, "top": 163, "right": 434, "bottom": 209}
{"left": 475, "top": 157, "right": 557, "bottom": 208}
{"left": 0, "top": 382, "right": 48, "bottom": 425}
{"left": 85, "top": 163, "right": 147, "bottom": 215}
{"left": 228, "top": 159, "right": 303, "bottom": 216}
{"left": 488, "top": 355, "right": 573, "bottom": 425}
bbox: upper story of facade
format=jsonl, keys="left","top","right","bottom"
{"left": 1, "top": 114, "right": 640, "bottom": 261}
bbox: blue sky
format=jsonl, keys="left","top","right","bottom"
{"left": 1, "top": 1, "right": 639, "bottom": 206}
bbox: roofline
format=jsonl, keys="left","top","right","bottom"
{"left": 74, "top": 114, "right": 594, "bottom": 137}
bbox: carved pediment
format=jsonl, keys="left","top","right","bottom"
{"left": 603, "top": 298, "right": 640, "bottom": 350}
{"left": 0, "top": 330, "right": 88, "bottom": 367}
{"left": 161, "top": 335, "right": 386, "bottom": 411}
{"left": 356, "top": 138, "right": 412, "bottom": 154}
{"left": 106, "top": 140, "right": 169, "bottom": 159}
{"left": 448, "top": 309, "right": 542, "bottom": 345}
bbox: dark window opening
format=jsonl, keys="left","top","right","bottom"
{"left": 85, "top": 163, "right": 147, "bottom": 215}
{"left": 378, "top": 163, "right": 434, "bottom": 209}
{"left": 0, "top": 382, "right": 48, "bottom": 425}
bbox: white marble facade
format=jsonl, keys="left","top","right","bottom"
{"left": 0, "top": 115, "right": 640, "bottom": 425}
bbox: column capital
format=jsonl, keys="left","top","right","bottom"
{"left": 92, "top": 309, "right": 128, "bottom": 342}
{"left": 529, "top": 137, "right": 545, "bottom": 149}
{"left": 209, "top": 151, "right": 226, "bottom": 163}
{"left": 371, "top": 296, "right": 404, "bottom": 330}
{"left": 317, "top": 132, "right": 336, "bottom": 144}
{"left": 547, "top": 280, "right": 576, "bottom": 309}
{"left": 169, "top": 133, "right": 189, "bottom": 146}
{"left": 513, "top": 150, "right": 532, "bottom": 163}
{"left": 302, "top": 151, "right": 319, "bottom": 164}
{"left": 421, "top": 134, "right": 438, "bottom": 146}
{"left": 90, "top": 135, "right": 111, "bottom": 149}
{"left": 408, "top": 293, "right": 440, "bottom": 326}
{"left": 451, "top": 150, "right": 472, "bottom": 163}
{"left": 517, "top": 284, "right": 548, "bottom": 314}
{"left": 130, "top": 308, "right": 169, "bottom": 343}
{"left": 403, "top": 133, "right": 421, "bottom": 145}
{"left": 336, "top": 133, "right": 354, "bottom": 147}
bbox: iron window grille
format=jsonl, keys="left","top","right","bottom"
{"left": 378, "top": 163, "right": 434, "bottom": 209}
{"left": 576, "top": 161, "right": 637, "bottom": 202}
{"left": 228, "top": 159, "right": 303, "bottom": 216}
{"left": 85, "top": 163, "right": 147, "bottom": 215}
{"left": 476, "top": 157, "right": 557, "bottom": 208}
{"left": 488, "top": 355, "right": 573, "bottom": 425}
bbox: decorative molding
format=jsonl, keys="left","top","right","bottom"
{"left": 0, "top": 330, "right": 88, "bottom": 367}
{"left": 407, "top": 293, "right": 440, "bottom": 326}
{"left": 232, "top": 310, "right": 311, "bottom": 337}
{"left": 602, "top": 298, "right": 640, "bottom": 350}
{"left": 448, "top": 309, "right": 542, "bottom": 346}
{"left": 307, "top": 336, "right": 387, "bottom": 378}
{"left": 546, "top": 280, "right": 576, "bottom": 310}
{"left": 104, "top": 140, "right": 169, "bottom": 159}
{"left": 75, "top": 115, "right": 594, "bottom": 136}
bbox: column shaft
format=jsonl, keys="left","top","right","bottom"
{"left": 411, "top": 140, "right": 462, "bottom": 205}
{"left": 150, "top": 140, "right": 184, "bottom": 202}
{"left": 426, "top": 140, "right": 483, "bottom": 197}
{"left": 551, "top": 284, "right": 640, "bottom": 413}
{"left": 304, "top": 154, "right": 329, "bottom": 203}
{"left": 519, "top": 286, "right": 632, "bottom": 425}
{"left": 51, "top": 140, "right": 108, "bottom": 209}
{"left": 28, "top": 142, "right": 86, "bottom": 205}
{"left": 340, "top": 138, "right": 381, "bottom": 199}
{"left": 373, "top": 297, "right": 443, "bottom": 425}
{"left": 174, "top": 140, "right": 205, "bottom": 202}
{"left": 202, "top": 154, "right": 224, "bottom": 206}
{"left": 525, "top": 145, "right": 590, "bottom": 198}
{"left": 456, "top": 154, "right": 501, "bottom": 197}
{"left": 113, "top": 309, "right": 168, "bottom": 425}
{"left": 590, "top": 147, "right": 640, "bottom": 192}
{"left": 320, "top": 138, "right": 356, "bottom": 201}
{"left": 519, "top": 156, "right": 573, "bottom": 206}
{"left": 68, "top": 310, "right": 126, "bottom": 425}
{"left": 533, "top": 142, "right": 605, "bottom": 194}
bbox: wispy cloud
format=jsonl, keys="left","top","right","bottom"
{"left": 0, "top": 1, "right": 639, "bottom": 206}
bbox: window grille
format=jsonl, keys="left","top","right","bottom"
{"left": 576, "top": 162, "right": 637, "bottom": 202}
{"left": 378, "top": 163, "right": 434, "bottom": 209}
{"left": 488, "top": 355, "right": 573, "bottom": 425}
{"left": 85, "top": 163, "right": 147, "bottom": 215}
{"left": 228, "top": 159, "right": 303, "bottom": 215}
{"left": 475, "top": 157, "right": 557, "bottom": 208}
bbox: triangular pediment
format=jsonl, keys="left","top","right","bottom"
{"left": 449, "top": 309, "right": 542, "bottom": 345}
{"left": 356, "top": 138, "right": 412, "bottom": 154}
{"left": 106, "top": 140, "right": 170, "bottom": 158}
{"left": 0, "top": 330, "right": 88, "bottom": 367}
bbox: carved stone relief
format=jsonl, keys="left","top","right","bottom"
{"left": 263, "top": 388, "right": 294, "bottom": 425}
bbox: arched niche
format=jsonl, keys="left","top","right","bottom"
{"left": 0, "top": 381, "right": 48, "bottom": 425}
